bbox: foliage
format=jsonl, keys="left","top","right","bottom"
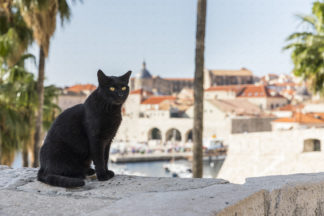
{"left": 0, "top": 54, "right": 60, "bottom": 165}
{"left": 0, "top": 2, "right": 61, "bottom": 165}
{"left": 16, "top": 0, "right": 77, "bottom": 56}
{"left": 284, "top": 1, "right": 324, "bottom": 93}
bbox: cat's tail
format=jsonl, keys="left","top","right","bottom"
{"left": 37, "top": 170, "right": 85, "bottom": 188}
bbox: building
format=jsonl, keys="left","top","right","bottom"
{"left": 130, "top": 62, "right": 258, "bottom": 95}
{"left": 204, "top": 85, "right": 288, "bottom": 110}
{"left": 130, "top": 61, "right": 193, "bottom": 95}
{"left": 117, "top": 90, "right": 275, "bottom": 143}
{"left": 57, "top": 84, "right": 96, "bottom": 111}
{"left": 272, "top": 112, "right": 324, "bottom": 130}
{"left": 204, "top": 68, "right": 254, "bottom": 89}
{"left": 204, "top": 85, "right": 247, "bottom": 100}
{"left": 236, "top": 85, "right": 288, "bottom": 110}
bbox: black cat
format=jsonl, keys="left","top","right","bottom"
{"left": 37, "top": 70, "right": 131, "bottom": 188}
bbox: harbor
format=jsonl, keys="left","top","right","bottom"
{"left": 110, "top": 152, "right": 192, "bottom": 163}
{"left": 109, "top": 148, "right": 227, "bottom": 163}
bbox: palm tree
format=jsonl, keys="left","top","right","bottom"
{"left": 0, "top": 2, "right": 61, "bottom": 167}
{"left": 192, "top": 0, "right": 207, "bottom": 178}
{"left": 284, "top": 1, "right": 324, "bottom": 93}
{"left": 0, "top": 53, "right": 60, "bottom": 166}
{"left": 0, "top": 4, "right": 34, "bottom": 165}
{"left": 0, "top": 59, "right": 35, "bottom": 166}
{"left": 17, "top": 0, "right": 75, "bottom": 167}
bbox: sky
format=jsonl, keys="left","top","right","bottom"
{"left": 28, "top": 0, "right": 315, "bottom": 87}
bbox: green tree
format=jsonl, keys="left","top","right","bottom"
{"left": 17, "top": 0, "right": 75, "bottom": 167}
{"left": 0, "top": 3, "right": 34, "bottom": 165}
{"left": 193, "top": 0, "right": 207, "bottom": 178}
{"left": 0, "top": 54, "right": 60, "bottom": 166}
{"left": 285, "top": 1, "right": 324, "bottom": 93}
{"left": 0, "top": 2, "right": 60, "bottom": 166}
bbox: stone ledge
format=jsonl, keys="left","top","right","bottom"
{"left": 1, "top": 165, "right": 324, "bottom": 215}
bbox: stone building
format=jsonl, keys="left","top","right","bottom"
{"left": 236, "top": 85, "right": 288, "bottom": 110}
{"left": 204, "top": 68, "right": 254, "bottom": 89}
{"left": 204, "top": 85, "right": 288, "bottom": 110}
{"left": 117, "top": 90, "right": 275, "bottom": 143}
{"left": 129, "top": 61, "right": 193, "bottom": 95}
{"left": 130, "top": 63, "right": 257, "bottom": 95}
{"left": 57, "top": 84, "right": 96, "bottom": 111}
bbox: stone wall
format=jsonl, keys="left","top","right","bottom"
{"left": 231, "top": 117, "right": 275, "bottom": 134}
{"left": 2, "top": 166, "right": 324, "bottom": 215}
{"left": 218, "top": 128, "right": 324, "bottom": 184}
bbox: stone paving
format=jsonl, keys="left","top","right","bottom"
{"left": 1, "top": 165, "right": 324, "bottom": 215}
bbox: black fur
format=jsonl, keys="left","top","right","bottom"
{"left": 37, "top": 70, "right": 132, "bottom": 188}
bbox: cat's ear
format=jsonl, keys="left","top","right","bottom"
{"left": 120, "top": 71, "right": 132, "bottom": 83}
{"left": 97, "top": 69, "right": 108, "bottom": 86}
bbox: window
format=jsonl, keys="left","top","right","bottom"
{"left": 303, "top": 139, "right": 321, "bottom": 152}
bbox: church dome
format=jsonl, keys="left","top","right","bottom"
{"left": 136, "top": 61, "right": 152, "bottom": 79}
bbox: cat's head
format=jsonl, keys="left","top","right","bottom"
{"left": 97, "top": 70, "right": 132, "bottom": 105}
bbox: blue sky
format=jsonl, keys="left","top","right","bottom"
{"left": 28, "top": 0, "right": 315, "bottom": 87}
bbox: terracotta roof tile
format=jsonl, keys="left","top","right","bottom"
{"left": 67, "top": 84, "right": 96, "bottom": 93}
{"left": 276, "top": 104, "right": 304, "bottom": 111}
{"left": 237, "top": 85, "right": 277, "bottom": 98}
{"left": 141, "top": 96, "right": 176, "bottom": 105}
{"left": 273, "top": 112, "right": 324, "bottom": 124}
{"left": 130, "top": 89, "right": 143, "bottom": 95}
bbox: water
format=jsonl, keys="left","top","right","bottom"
{"left": 11, "top": 152, "right": 224, "bottom": 178}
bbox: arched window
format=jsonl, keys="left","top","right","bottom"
{"left": 165, "top": 128, "right": 182, "bottom": 141}
{"left": 148, "top": 128, "right": 162, "bottom": 140}
{"left": 303, "top": 139, "right": 321, "bottom": 152}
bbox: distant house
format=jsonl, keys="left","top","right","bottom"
{"left": 204, "top": 85, "right": 247, "bottom": 100}
{"left": 123, "top": 89, "right": 153, "bottom": 118}
{"left": 139, "top": 96, "right": 177, "bottom": 119}
{"left": 236, "top": 85, "right": 288, "bottom": 110}
{"left": 271, "top": 104, "right": 305, "bottom": 118}
{"left": 204, "top": 85, "right": 288, "bottom": 110}
{"left": 130, "top": 61, "right": 193, "bottom": 95}
{"left": 272, "top": 112, "right": 324, "bottom": 130}
{"left": 58, "top": 84, "right": 97, "bottom": 111}
{"left": 204, "top": 68, "right": 254, "bottom": 88}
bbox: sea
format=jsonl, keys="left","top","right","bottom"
{"left": 11, "top": 152, "right": 225, "bottom": 178}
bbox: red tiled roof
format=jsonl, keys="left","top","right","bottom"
{"left": 237, "top": 85, "right": 273, "bottom": 98}
{"left": 141, "top": 96, "right": 176, "bottom": 105}
{"left": 273, "top": 112, "right": 324, "bottom": 124}
{"left": 67, "top": 84, "right": 97, "bottom": 93}
{"left": 130, "top": 89, "right": 143, "bottom": 95}
{"left": 276, "top": 104, "right": 304, "bottom": 111}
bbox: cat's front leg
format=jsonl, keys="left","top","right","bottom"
{"left": 104, "top": 143, "right": 115, "bottom": 178}
{"left": 90, "top": 139, "right": 109, "bottom": 181}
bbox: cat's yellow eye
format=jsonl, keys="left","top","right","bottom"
{"left": 109, "top": 87, "right": 115, "bottom": 91}
{"left": 121, "top": 86, "right": 127, "bottom": 91}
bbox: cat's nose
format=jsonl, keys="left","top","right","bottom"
{"left": 118, "top": 92, "right": 123, "bottom": 97}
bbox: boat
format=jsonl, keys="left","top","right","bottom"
{"left": 163, "top": 163, "right": 192, "bottom": 178}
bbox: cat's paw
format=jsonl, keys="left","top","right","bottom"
{"left": 97, "top": 172, "right": 109, "bottom": 181}
{"left": 106, "top": 170, "right": 115, "bottom": 178}
{"left": 86, "top": 168, "right": 96, "bottom": 176}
